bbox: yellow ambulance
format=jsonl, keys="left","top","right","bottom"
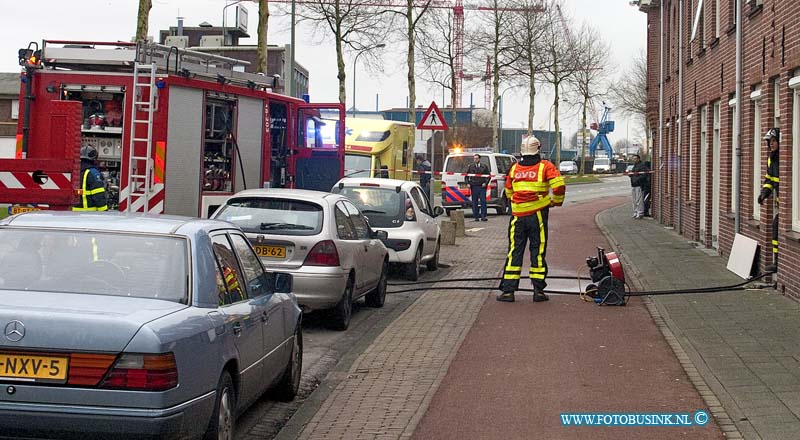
{"left": 344, "top": 118, "right": 416, "bottom": 180}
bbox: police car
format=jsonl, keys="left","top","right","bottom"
{"left": 440, "top": 148, "right": 517, "bottom": 215}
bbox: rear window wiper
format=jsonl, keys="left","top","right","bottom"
{"left": 260, "top": 222, "right": 315, "bottom": 230}
{"left": 360, "top": 209, "right": 386, "bottom": 214}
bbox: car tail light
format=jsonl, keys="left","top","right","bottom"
{"left": 304, "top": 240, "right": 340, "bottom": 266}
{"left": 100, "top": 353, "right": 178, "bottom": 391}
{"left": 67, "top": 353, "right": 117, "bottom": 386}
{"left": 488, "top": 180, "right": 498, "bottom": 199}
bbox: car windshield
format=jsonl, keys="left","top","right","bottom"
{"left": 0, "top": 229, "right": 189, "bottom": 303}
{"left": 445, "top": 155, "right": 489, "bottom": 173}
{"left": 333, "top": 186, "right": 405, "bottom": 228}
{"left": 345, "top": 154, "right": 373, "bottom": 178}
{"left": 595, "top": 158, "right": 610, "bottom": 165}
{"left": 214, "top": 198, "right": 323, "bottom": 236}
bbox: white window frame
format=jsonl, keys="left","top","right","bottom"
{"left": 729, "top": 98, "right": 738, "bottom": 212}
{"left": 688, "top": 113, "right": 694, "bottom": 200}
{"left": 751, "top": 88, "right": 762, "bottom": 220}
{"left": 10, "top": 99, "right": 19, "bottom": 120}
{"left": 790, "top": 74, "right": 800, "bottom": 232}
{"left": 774, "top": 78, "right": 781, "bottom": 128}
{"left": 715, "top": 0, "right": 721, "bottom": 38}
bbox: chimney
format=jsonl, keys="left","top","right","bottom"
{"left": 177, "top": 17, "right": 184, "bottom": 36}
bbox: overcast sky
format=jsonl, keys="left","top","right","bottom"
{"left": 0, "top": 0, "right": 646, "bottom": 146}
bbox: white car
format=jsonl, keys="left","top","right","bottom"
{"left": 333, "top": 178, "right": 443, "bottom": 281}
{"left": 593, "top": 157, "right": 611, "bottom": 173}
{"left": 440, "top": 151, "right": 517, "bottom": 215}
{"left": 212, "top": 189, "right": 389, "bottom": 330}
{"left": 559, "top": 160, "right": 578, "bottom": 174}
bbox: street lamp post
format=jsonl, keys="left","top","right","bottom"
{"left": 498, "top": 87, "right": 513, "bottom": 131}
{"left": 222, "top": 0, "right": 252, "bottom": 46}
{"left": 352, "top": 44, "right": 385, "bottom": 117}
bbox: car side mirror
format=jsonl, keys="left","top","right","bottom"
{"left": 372, "top": 229, "right": 389, "bottom": 241}
{"left": 273, "top": 272, "right": 293, "bottom": 294}
{"left": 433, "top": 206, "right": 444, "bottom": 217}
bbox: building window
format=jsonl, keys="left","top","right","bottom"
{"left": 691, "top": 0, "right": 706, "bottom": 48}
{"left": 688, "top": 114, "right": 694, "bottom": 200}
{"left": 790, "top": 73, "right": 800, "bottom": 232}
{"left": 729, "top": 98, "right": 738, "bottom": 212}
{"left": 751, "top": 87, "right": 762, "bottom": 220}
{"left": 11, "top": 99, "right": 19, "bottom": 120}
{"left": 773, "top": 77, "right": 780, "bottom": 128}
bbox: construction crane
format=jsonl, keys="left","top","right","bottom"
{"left": 588, "top": 103, "right": 615, "bottom": 159}
{"left": 269, "top": 0, "right": 545, "bottom": 108}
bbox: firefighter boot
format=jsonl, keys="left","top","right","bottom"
{"left": 533, "top": 289, "right": 549, "bottom": 302}
{"left": 496, "top": 292, "right": 515, "bottom": 302}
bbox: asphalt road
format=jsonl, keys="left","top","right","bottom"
{"left": 234, "top": 175, "right": 633, "bottom": 439}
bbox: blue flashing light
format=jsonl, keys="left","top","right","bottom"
{"left": 156, "top": 80, "right": 166, "bottom": 89}
{"left": 302, "top": 94, "right": 310, "bottom": 103}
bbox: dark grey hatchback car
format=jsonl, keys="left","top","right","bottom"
{"left": 0, "top": 212, "right": 302, "bottom": 440}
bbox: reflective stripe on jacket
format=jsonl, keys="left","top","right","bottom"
{"left": 72, "top": 167, "right": 109, "bottom": 212}
{"left": 505, "top": 159, "right": 565, "bottom": 216}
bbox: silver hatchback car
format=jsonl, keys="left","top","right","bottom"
{"left": 212, "top": 189, "right": 389, "bottom": 331}
{"left": 0, "top": 212, "right": 302, "bottom": 440}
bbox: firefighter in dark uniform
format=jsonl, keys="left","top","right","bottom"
{"left": 757, "top": 128, "right": 780, "bottom": 273}
{"left": 498, "top": 135, "right": 566, "bottom": 302}
{"left": 72, "top": 145, "right": 108, "bottom": 212}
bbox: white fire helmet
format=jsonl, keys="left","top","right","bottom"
{"left": 520, "top": 135, "right": 540, "bottom": 156}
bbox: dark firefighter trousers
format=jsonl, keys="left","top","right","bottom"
{"left": 500, "top": 208, "right": 549, "bottom": 293}
{"left": 772, "top": 212, "right": 779, "bottom": 256}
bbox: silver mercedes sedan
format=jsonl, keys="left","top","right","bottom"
{"left": 212, "top": 189, "right": 389, "bottom": 331}
{"left": 0, "top": 212, "right": 302, "bottom": 440}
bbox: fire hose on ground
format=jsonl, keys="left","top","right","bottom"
{"left": 386, "top": 248, "right": 777, "bottom": 306}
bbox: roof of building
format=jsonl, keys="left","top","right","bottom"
{"left": 0, "top": 72, "right": 20, "bottom": 97}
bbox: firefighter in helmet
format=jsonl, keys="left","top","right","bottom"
{"left": 498, "top": 135, "right": 566, "bottom": 302}
{"left": 757, "top": 128, "right": 780, "bottom": 272}
{"left": 72, "top": 145, "right": 108, "bottom": 212}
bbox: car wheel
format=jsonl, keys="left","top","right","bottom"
{"left": 272, "top": 323, "right": 303, "bottom": 401}
{"left": 327, "top": 276, "right": 353, "bottom": 331}
{"left": 365, "top": 260, "right": 388, "bottom": 308}
{"left": 496, "top": 196, "right": 508, "bottom": 216}
{"left": 204, "top": 371, "right": 235, "bottom": 440}
{"left": 404, "top": 246, "right": 422, "bottom": 281}
{"left": 426, "top": 240, "right": 440, "bottom": 271}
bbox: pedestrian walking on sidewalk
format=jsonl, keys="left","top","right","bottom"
{"left": 628, "top": 154, "right": 649, "bottom": 219}
{"left": 498, "top": 135, "right": 565, "bottom": 302}
{"left": 467, "top": 154, "right": 490, "bottom": 222}
{"left": 758, "top": 128, "right": 780, "bottom": 273}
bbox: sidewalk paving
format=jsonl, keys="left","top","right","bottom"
{"left": 276, "top": 200, "right": 800, "bottom": 440}
{"left": 598, "top": 204, "right": 800, "bottom": 440}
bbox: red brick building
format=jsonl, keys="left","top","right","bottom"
{"left": 638, "top": 0, "right": 800, "bottom": 297}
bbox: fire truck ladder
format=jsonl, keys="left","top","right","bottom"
{"left": 125, "top": 62, "right": 157, "bottom": 213}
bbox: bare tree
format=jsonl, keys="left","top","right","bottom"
{"left": 566, "top": 23, "right": 611, "bottom": 175}
{"left": 475, "top": 0, "right": 521, "bottom": 151}
{"left": 507, "top": 0, "right": 548, "bottom": 134}
{"left": 417, "top": 9, "right": 460, "bottom": 138}
{"left": 611, "top": 50, "right": 649, "bottom": 157}
{"left": 296, "top": 0, "right": 392, "bottom": 104}
{"left": 539, "top": 0, "right": 582, "bottom": 164}
{"left": 136, "top": 0, "right": 152, "bottom": 41}
{"left": 387, "top": 1, "right": 435, "bottom": 125}
{"left": 257, "top": 0, "right": 270, "bottom": 74}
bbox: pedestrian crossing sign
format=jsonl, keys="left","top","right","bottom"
{"left": 417, "top": 101, "right": 449, "bottom": 130}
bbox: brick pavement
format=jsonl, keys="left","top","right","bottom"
{"left": 598, "top": 203, "right": 800, "bottom": 440}
{"left": 288, "top": 217, "right": 508, "bottom": 439}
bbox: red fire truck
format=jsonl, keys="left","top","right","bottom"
{"left": 2, "top": 40, "right": 345, "bottom": 218}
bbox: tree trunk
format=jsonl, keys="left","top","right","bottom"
{"left": 335, "top": 24, "right": 346, "bottom": 104}
{"left": 553, "top": 82, "right": 561, "bottom": 165}
{"left": 527, "top": 56, "right": 536, "bottom": 134}
{"left": 579, "top": 97, "right": 588, "bottom": 175}
{"left": 407, "top": 2, "right": 416, "bottom": 126}
{"left": 135, "top": 0, "right": 152, "bottom": 42}
{"left": 450, "top": 73, "right": 458, "bottom": 145}
{"left": 257, "top": 0, "right": 270, "bottom": 74}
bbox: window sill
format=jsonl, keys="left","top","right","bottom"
{"left": 687, "top": 57, "right": 694, "bottom": 67}
{"left": 698, "top": 47, "right": 707, "bottom": 58}
{"left": 709, "top": 37, "right": 720, "bottom": 49}
{"left": 725, "top": 212, "right": 736, "bottom": 220}
{"left": 744, "top": 219, "right": 761, "bottom": 230}
{"left": 784, "top": 230, "right": 800, "bottom": 243}
{"left": 748, "top": 5, "right": 763, "bottom": 19}
{"left": 726, "top": 24, "right": 737, "bottom": 36}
